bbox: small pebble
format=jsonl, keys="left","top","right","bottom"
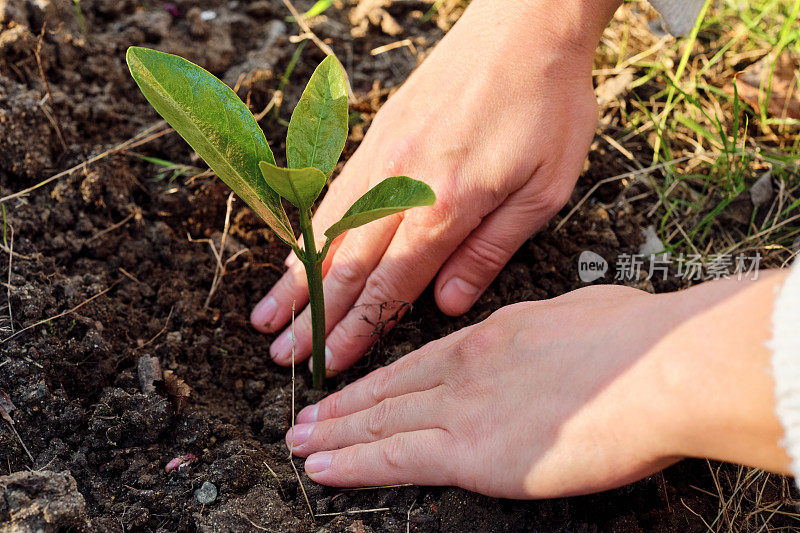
{"left": 194, "top": 481, "right": 217, "bottom": 505}
{"left": 200, "top": 10, "right": 217, "bottom": 20}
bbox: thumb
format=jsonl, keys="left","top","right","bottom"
{"left": 434, "top": 186, "right": 565, "bottom": 316}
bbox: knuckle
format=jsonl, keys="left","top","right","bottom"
{"left": 365, "top": 398, "right": 393, "bottom": 438}
{"left": 403, "top": 189, "right": 458, "bottom": 234}
{"left": 313, "top": 419, "right": 336, "bottom": 445}
{"left": 329, "top": 248, "right": 371, "bottom": 287}
{"left": 363, "top": 270, "right": 399, "bottom": 305}
{"left": 328, "top": 331, "right": 361, "bottom": 359}
{"left": 368, "top": 367, "right": 393, "bottom": 404}
{"left": 457, "top": 323, "right": 503, "bottom": 358}
{"left": 377, "top": 135, "right": 418, "bottom": 178}
{"left": 380, "top": 434, "right": 407, "bottom": 472}
{"left": 319, "top": 391, "right": 343, "bottom": 419}
{"left": 460, "top": 236, "right": 509, "bottom": 271}
{"left": 334, "top": 449, "right": 359, "bottom": 479}
{"left": 531, "top": 175, "right": 573, "bottom": 215}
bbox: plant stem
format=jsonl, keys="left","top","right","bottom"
{"left": 299, "top": 209, "right": 326, "bottom": 388}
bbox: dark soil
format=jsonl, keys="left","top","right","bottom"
{"left": 0, "top": 0, "right": 796, "bottom": 531}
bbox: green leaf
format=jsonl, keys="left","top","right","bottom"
{"left": 286, "top": 0, "right": 335, "bottom": 21}
{"left": 125, "top": 46, "right": 296, "bottom": 246}
{"left": 259, "top": 162, "right": 327, "bottom": 211}
{"left": 286, "top": 55, "right": 348, "bottom": 176}
{"left": 325, "top": 176, "right": 435, "bottom": 240}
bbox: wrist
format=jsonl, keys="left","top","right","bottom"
{"left": 655, "top": 272, "right": 791, "bottom": 473}
{"left": 466, "top": 0, "right": 622, "bottom": 74}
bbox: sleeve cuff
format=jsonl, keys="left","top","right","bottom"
{"left": 770, "top": 263, "right": 800, "bottom": 485}
{"left": 648, "top": 0, "right": 706, "bottom": 35}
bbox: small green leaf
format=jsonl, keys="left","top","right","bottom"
{"left": 286, "top": 55, "right": 348, "bottom": 176}
{"left": 126, "top": 46, "right": 296, "bottom": 246}
{"left": 325, "top": 177, "right": 435, "bottom": 240}
{"left": 259, "top": 162, "right": 327, "bottom": 211}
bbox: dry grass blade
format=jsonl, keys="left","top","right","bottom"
{"left": 370, "top": 39, "right": 417, "bottom": 56}
{"left": 407, "top": 498, "right": 417, "bottom": 533}
{"left": 33, "top": 22, "right": 67, "bottom": 152}
{"left": 315, "top": 507, "right": 391, "bottom": 517}
{"left": 137, "top": 306, "right": 174, "bottom": 350}
{"left": 253, "top": 90, "right": 283, "bottom": 122}
{"left": 86, "top": 212, "right": 138, "bottom": 243}
{"left": 287, "top": 299, "right": 315, "bottom": 522}
{"left": 263, "top": 461, "right": 287, "bottom": 499}
{"left": 188, "top": 193, "right": 250, "bottom": 309}
{"left": 341, "top": 483, "right": 413, "bottom": 491}
{"left": 4, "top": 212, "right": 13, "bottom": 334}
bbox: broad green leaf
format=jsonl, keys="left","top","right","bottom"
{"left": 325, "top": 176, "right": 435, "bottom": 240}
{"left": 286, "top": 55, "right": 348, "bottom": 176}
{"left": 126, "top": 46, "right": 296, "bottom": 246}
{"left": 259, "top": 162, "right": 327, "bottom": 211}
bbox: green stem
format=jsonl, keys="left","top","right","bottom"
{"left": 299, "top": 210, "right": 326, "bottom": 388}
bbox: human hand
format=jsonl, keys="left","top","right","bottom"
{"left": 250, "top": 0, "right": 622, "bottom": 374}
{"left": 286, "top": 277, "right": 791, "bottom": 498}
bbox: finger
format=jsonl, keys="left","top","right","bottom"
{"left": 303, "top": 429, "right": 456, "bottom": 487}
{"left": 434, "top": 184, "right": 559, "bottom": 316}
{"left": 250, "top": 260, "right": 309, "bottom": 333}
{"left": 269, "top": 216, "right": 399, "bottom": 364}
{"left": 296, "top": 335, "right": 456, "bottom": 423}
{"left": 322, "top": 201, "right": 479, "bottom": 373}
{"left": 288, "top": 388, "right": 444, "bottom": 457}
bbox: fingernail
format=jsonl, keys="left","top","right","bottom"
{"left": 305, "top": 452, "right": 332, "bottom": 474}
{"left": 285, "top": 252, "right": 299, "bottom": 268}
{"left": 441, "top": 277, "right": 480, "bottom": 311}
{"left": 287, "top": 424, "right": 313, "bottom": 448}
{"left": 270, "top": 330, "right": 294, "bottom": 362}
{"left": 251, "top": 296, "right": 278, "bottom": 329}
{"left": 297, "top": 404, "right": 319, "bottom": 424}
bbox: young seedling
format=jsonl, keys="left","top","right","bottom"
{"left": 126, "top": 47, "right": 435, "bottom": 387}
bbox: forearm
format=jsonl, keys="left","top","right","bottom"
{"left": 656, "top": 271, "right": 792, "bottom": 473}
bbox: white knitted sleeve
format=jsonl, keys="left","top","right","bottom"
{"left": 648, "top": 0, "right": 706, "bottom": 35}
{"left": 771, "top": 262, "right": 800, "bottom": 485}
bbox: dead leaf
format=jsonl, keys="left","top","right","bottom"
{"left": 725, "top": 51, "right": 800, "bottom": 120}
{"left": 163, "top": 370, "right": 191, "bottom": 414}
